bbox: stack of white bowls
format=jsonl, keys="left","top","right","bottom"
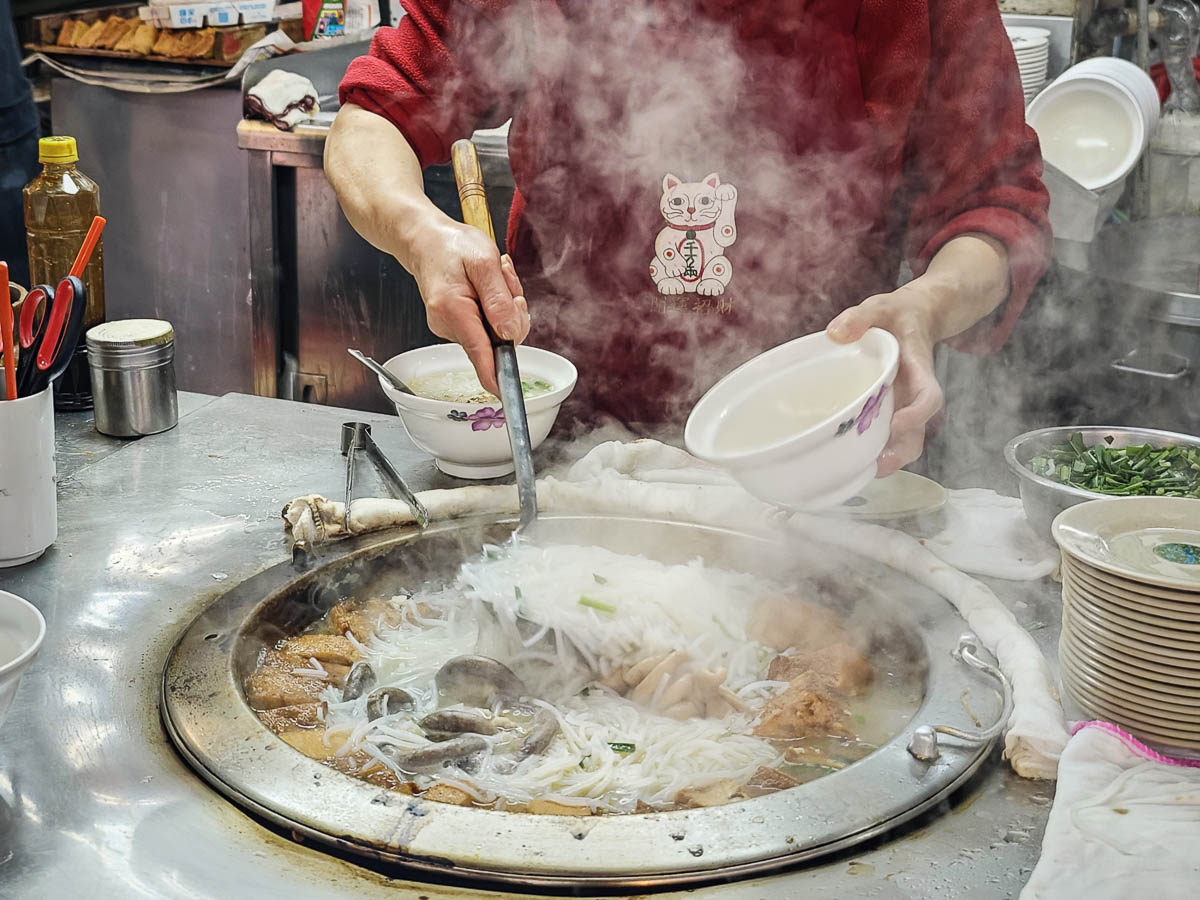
{"left": 1008, "top": 26, "right": 1051, "bottom": 102}
{"left": 1053, "top": 497, "right": 1200, "bottom": 750}
{"left": 1026, "top": 57, "right": 1162, "bottom": 232}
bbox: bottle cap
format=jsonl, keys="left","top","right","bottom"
{"left": 39, "top": 136, "right": 78, "bottom": 165}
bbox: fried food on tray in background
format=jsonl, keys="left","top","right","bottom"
{"left": 55, "top": 20, "right": 77, "bottom": 46}
{"left": 64, "top": 20, "right": 90, "bottom": 46}
{"left": 75, "top": 19, "right": 107, "bottom": 49}
{"left": 95, "top": 16, "right": 135, "bottom": 51}
{"left": 178, "top": 28, "right": 216, "bottom": 59}
{"left": 120, "top": 24, "right": 158, "bottom": 56}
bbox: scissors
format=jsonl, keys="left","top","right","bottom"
{"left": 17, "top": 275, "right": 87, "bottom": 398}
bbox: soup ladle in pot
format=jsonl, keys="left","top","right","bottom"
{"left": 451, "top": 139, "right": 538, "bottom": 533}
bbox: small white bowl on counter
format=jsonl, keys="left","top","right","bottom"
{"left": 0, "top": 590, "right": 46, "bottom": 730}
{"left": 685, "top": 327, "right": 900, "bottom": 510}
{"left": 379, "top": 344, "right": 577, "bottom": 479}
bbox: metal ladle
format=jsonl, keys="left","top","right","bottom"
{"left": 347, "top": 348, "right": 415, "bottom": 396}
{"left": 451, "top": 139, "right": 538, "bottom": 532}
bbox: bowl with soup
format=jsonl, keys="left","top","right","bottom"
{"left": 684, "top": 328, "right": 900, "bottom": 510}
{"left": 379, "top": 344, "right": 577, "bottom": 479}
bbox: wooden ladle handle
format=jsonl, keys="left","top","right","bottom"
{"left": 451, "top": 138, "right": 503, "bottom": 346}
{"left": 451, "top": 139, "right": 497, "bottom": 242}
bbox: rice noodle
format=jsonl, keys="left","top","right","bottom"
{"left": 318, "top": 540, "right": 788, "bottom": 811}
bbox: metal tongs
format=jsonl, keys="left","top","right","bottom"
{"left": 451, "top": 139, "right": 538, "bottom": 532}
{"left": 341, "top": 422, "right": 430, "bottom": 531}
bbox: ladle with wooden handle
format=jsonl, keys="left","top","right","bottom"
{"left": 451, "top": 138, "right": 538, "bottom": 532}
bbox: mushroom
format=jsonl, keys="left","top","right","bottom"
{"left": 388, "top": 734, "right": 489, "bottom": 769}
{"left": 419, "top": 709, "right": 498, "bottom": 740}
{"left": 365, "top": 687, "right": 414, "bottom": 721}
{"left": 518, "top": 708, "right": 560, "bottom": 758}
{"left": 435, "top": 655, "right": 527, "bottom": 707}
{"left": 342, "top": 661, "right": 377, "bottom": 701}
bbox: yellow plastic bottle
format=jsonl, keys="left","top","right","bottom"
{"left": 23, "top": 136, "right": 104, "bottom": 409}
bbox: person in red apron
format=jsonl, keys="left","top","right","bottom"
{"left": 327, "top": 0, "right": 1051, "bottom": 476}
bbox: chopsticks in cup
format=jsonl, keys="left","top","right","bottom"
{"left": 0, "top": 262, "right": 14, "bottom": 401}
{"left": 71, "top": 216, "right": 106, "bottom": 279}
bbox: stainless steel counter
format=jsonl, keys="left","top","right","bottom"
{"left": 0, "top": 393, "right": 1060, "bottom": 898}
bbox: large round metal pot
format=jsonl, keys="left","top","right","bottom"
{"left": 161, "top": 515, "right": 999, "bottom": 889}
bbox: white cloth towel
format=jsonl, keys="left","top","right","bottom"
{"left": 245, "top": 70, "right": 319, "bottom": 131}
{"left": 284, "top": 439, "right": 1069, "bottom": 778}
{"left": 1022, "top": 721, "right": 1200, "bottom": 898}
{"left": 923, "top": 488, "right": 1059, "bottom": 581}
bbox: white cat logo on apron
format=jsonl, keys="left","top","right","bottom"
{"left": 649, "top": 173, "right": 738, "bottom": 309}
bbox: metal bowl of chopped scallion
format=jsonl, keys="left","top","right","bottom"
{"left": 1004, "top": 426, "right": 1200, "bottom": 537}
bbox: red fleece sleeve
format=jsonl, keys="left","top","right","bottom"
{"left": 338, "top": 0, "right": 520, "bottom": 167}
{"left": 899, "top": 0, "right": 1052, "bottom": 353}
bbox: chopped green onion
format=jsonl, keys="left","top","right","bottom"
{"left": 1030, "top": 434, "right": 1200, "bottom": 499}
{"left": 593, "top": 574, "right": 608, "bottom": 585}
{"left": 853, "top": 713, "right": 866, "bottom": 726}
{"left": 579, "top": 596, "right": 617, "bottom": 614}
{"left": 514, "top": 586, "right": 523, "bottom": 601}
{"left": 608, "top": 742, "right": 635, "bottom": 754}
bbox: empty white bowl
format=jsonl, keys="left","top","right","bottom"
{"left": 0, "top": 590, "right": 46, "bottom": 730}
{"left": 380, "top": 344, "right": 577, "bottom": 479}
{"left": 1028, "top": 59, "right": 1160, "bottom": 192}
{"left": 1027, "top": 75, "right": 1144, "bottom": 191}
{"left": 684, "top": 328, "right": 900, "bottom": 510}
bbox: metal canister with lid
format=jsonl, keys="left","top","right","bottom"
{"left": 86, "top": 319, "right": 178, "bottom": 437}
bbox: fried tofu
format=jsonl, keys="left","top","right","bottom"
{"left": 423, "top": 783, "right": 475, "bottom": 806}
{"left": 753, "top": 684, "right": 852, "bottom": 740}
{"left": 278, "top": 727, "right": 348, "bottom": 758}
{"left": 75, "top": 19, "right": 108, "bottom": 49}
{"left": 748, "top": 594, "right": 850, "bottom": 653}
{"left": 68, "top": 21, "right": 91, "bottom": 47}
{"left": 175, "top": 27, "right": 215, "bottom": 59}
{"left": 527, "top": 797, "right": 593, "bottom": 816}
{"left": 329, "top": 599, "right": 403, "bottom": 643}
{"left": 746, "top": 765, "right": 800, "bottom": 792}
{"left": 92, "top": 16, "right": 130, "bottom": 50}
{"left": 245, "top": 651, "right": 330, "bottom": 709}
{"left": 277, "top": 634, "right": 359, "bottom": 667}
{"left": 258, "top": 702, "right": 324, "bottom": 734}
{"left": 674, "top": 778, "right": 745, "bottom": 809}
{"left": 122, "top": 24, "right": 157, "bottom": 56}
{"left": 56, "top": 20, "right": 78, "bottom": 46}
{"left": 767, "top": 643, "right": 874, "bottom": 694}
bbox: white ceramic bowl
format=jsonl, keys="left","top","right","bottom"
{"left": 684, "top": 328, "right": 900, "bottom": 510}
{"left": 1027, "top": 74, "right": 1145, "bottom": 191}
{"left": 0, "top": 590, "right": 46, "bottom": 730}
{"left": 1062, "top": 57, "right": 1161, "bottom": 132}
{"left": 380, "top": 344, "right": 577, "bottom": 479}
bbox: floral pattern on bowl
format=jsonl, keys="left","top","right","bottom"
{"left": 836, "top": 385, "right": 888, "bottom": 437}
{"left": 448, "top": 407, "right": 506, "bottom": 431}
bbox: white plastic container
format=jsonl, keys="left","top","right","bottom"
{"left": 0, "top": 387, "right": 57, "bottom": 567}
{"left": 684, "top": 328, "right": 900, "bottom": 510}
{"left": 0, "top": 590, "right": 46, "bottom": 730}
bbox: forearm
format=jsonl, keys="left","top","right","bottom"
{"left": 323, "top": 103, "right": 450, "bottom": 272}
{"left": 911, "top": 233, "right": 1011, "bottom": 344}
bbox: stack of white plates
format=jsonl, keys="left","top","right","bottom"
{"left": 1053, "top": 497, "right": 1200, "bottom": 749}
{"left": 1008, "top": 26, "right": 1050, "bottom": 103}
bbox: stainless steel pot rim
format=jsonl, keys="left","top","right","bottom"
{"left": 161, "top": 515, "right": 998, "bottom": 887}
{"left": 1004, "top": 425, "right": 1200, "bottom": 503}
